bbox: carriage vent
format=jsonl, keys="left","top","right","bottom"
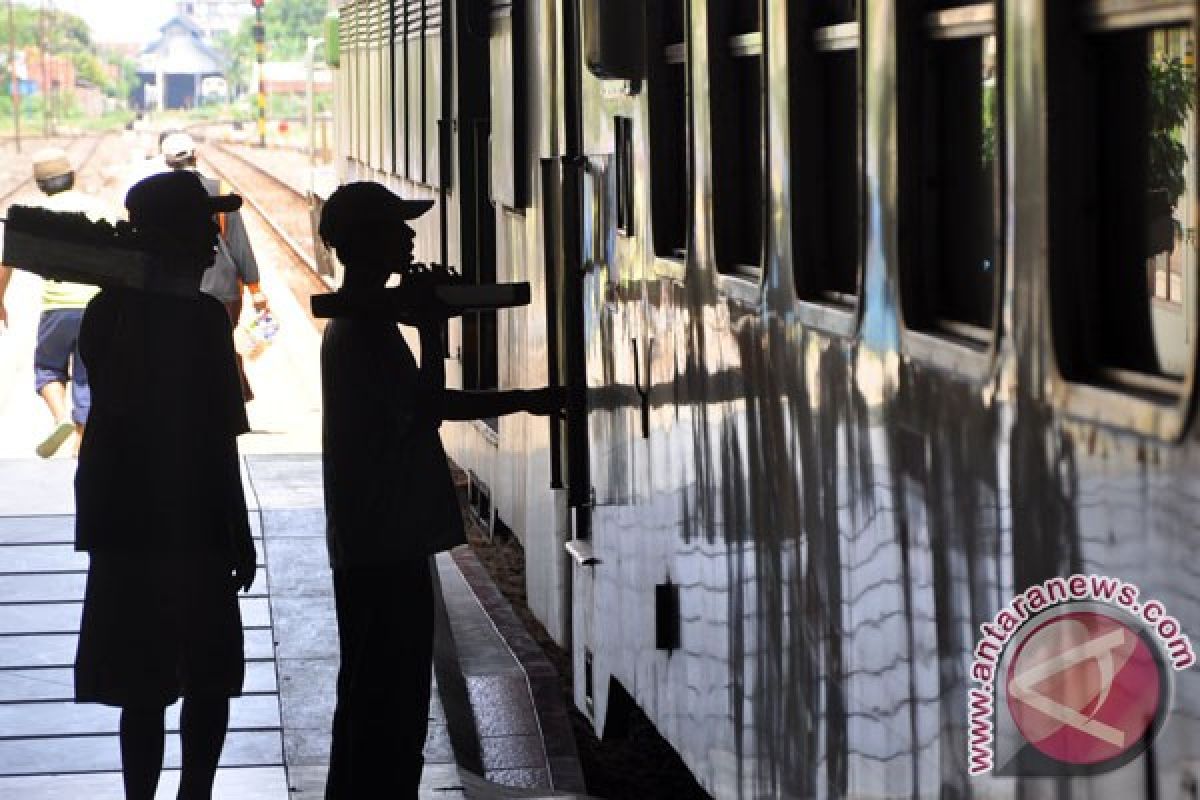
{"left": 404, "top": 0, "right": 423, "bottom": 38}
{"left": 426, "top": 2, "right": 443, "bottom": 35}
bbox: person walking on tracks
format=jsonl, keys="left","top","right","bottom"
{"left": 161, "top": 130, "right": 269, "bottom": 401}
{"left": 317, "top": 181, "right": 563, "bottom": 798}
{"left": 0, "top": 147, "right": 111, "bottom": 457}
{"left": 73, "top": 170, "right": 257, "bottom": 800}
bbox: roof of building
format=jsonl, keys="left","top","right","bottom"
{"left": 136, "top": 15, "right": 225, "bottom": 76}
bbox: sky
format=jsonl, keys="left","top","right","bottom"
{"left": 47, "top": 0, "right": 178, "bottom": 46}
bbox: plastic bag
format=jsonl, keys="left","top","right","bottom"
{"left": 234, "top": 309, "right": 278, "bottom": 359}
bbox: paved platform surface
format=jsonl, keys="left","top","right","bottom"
{"left": 0, "top": 456, "right": 588, "bottom": 799}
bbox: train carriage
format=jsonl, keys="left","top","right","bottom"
{"left": 331, "top": 0, "right": 1200, "bottom": 797}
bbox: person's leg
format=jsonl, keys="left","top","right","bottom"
{"left": 325, "top": 568, "right": 363, "bottom": 800}
{"left": 177, "top": 695, "right": 230, "bottom": 800}
{"left": 119, "top": 703, "right": 167, "bottom": 800}
{"left": 33, "top": 310, "right": 77, "bottom": 457}
{"left": 348, "top": 559, "right": 434, "bottom": 798}
{"left": 37, "top": 380, "right": 70, "bottom": 422}
{"left": 69, "top": 314, "right": 90, "bottom": 453}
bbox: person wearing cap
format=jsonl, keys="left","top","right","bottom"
{"left": 160, "top": 129, "right": 268, "bottom": 402}
{"left": 73, "top": 170, "right": 256, "bottom": 800}
{"left": 317, "top": 181, "right": 563, "bottom": 798}
{"left": 0, "top": 147, "right": 113, "bottom": 457}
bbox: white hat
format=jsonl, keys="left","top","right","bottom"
{"left": 160, "top": 131, "right": 196, "bottom": 161}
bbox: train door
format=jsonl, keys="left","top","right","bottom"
{"left": 454, "top": 0, "right": 499, "bottom": 399}
{"left": 556, "top": 1, "right": 593, "bottom": 531}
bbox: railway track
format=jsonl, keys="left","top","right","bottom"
{"left": 196, "top": 140, "right": 332, "bottom": 331}
{"left": 0, "top": 134, "right": 109, "bottom": 209}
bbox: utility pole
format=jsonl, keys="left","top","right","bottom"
{"left": 7, "top": 0, "right": 20, "bottom": 152}
{"left": 37, "top": 0, "right": 47, "bottom": 136}
{"left": 252, "top": 0, "right": 265, "bottom": 147}
{"left": 305, "top": 35, "right": 323, "bottom": 167}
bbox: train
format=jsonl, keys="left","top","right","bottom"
{"left": 326, "top": 0, "right": 1200, "bottom": 797}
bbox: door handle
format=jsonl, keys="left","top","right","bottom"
{"left": 632, "top": 337, "right": 651, "bottom": 439}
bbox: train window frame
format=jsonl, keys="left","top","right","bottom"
{"left": 787, "top": 2, "right": 865, "bottom": 338}
{"left": 489, "top": 0, "right": 529, "bottom": 210}
{"left": 1042, "top": 0, "right": 1199, "bottom": 439}
{"left": 896, "top": 2, "right": 1005, "bottom": 377}
{"left": 708, "top": 0, "right": 766, "bottom": 286}
{"left": 647, "top": 0, "right": 691, "bottom": 276}
{"left": 614, "top": 116, "right": 635, "bottom": 237}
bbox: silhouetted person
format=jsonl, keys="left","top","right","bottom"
{"left": 73, "top": 170, "right": 257, "bottom": 800}
{"left": 0, "top": 148, "right": 112, "bottom": 457}
{"left": 317, "top": 182, "right": 562, "bottom": 799}
{"left": 160, "top": 130, "right": 269, "bottom": 402}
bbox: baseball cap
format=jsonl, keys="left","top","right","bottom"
{"left": 125, "top": 170, "right": 242, "bottom": 229}
{"left": 32, "top": 147, "right": 72, "bottom": 181}
{"left": 318, "top": 181, "right": 434, "bottom": 249}
{"left": 160, "top": 131, "right": 196, "bottom": 161}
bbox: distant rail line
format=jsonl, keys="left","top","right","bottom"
{"left": 197, "top": 140, "right": 332, "bottom": 330}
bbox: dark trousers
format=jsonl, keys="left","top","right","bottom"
{"left": 325, "top": 558, "right": 434, "bottom": 800}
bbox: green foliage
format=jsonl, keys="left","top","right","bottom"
{"left": 0, "top": 4, "right": 91, "bottom": 51}
{"left": 982, "top": 79, "right": 997, "bottom": 167}
{"left": 1147, "top": 55, "right": 1196, "bottom": 205}
{"left": 71, "top": 51, "right": 111, "bottom": 92}
{"left": 216, "top": 29, "right": 251, "bottom": 97}
{"left": 229, "top": 0, "right": 327, "bottom": 64}
{"left": 0, "top": 3, "right": 130, "bottom": 105}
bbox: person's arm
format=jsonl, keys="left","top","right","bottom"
{"left": 438, "top": 386, "right": 564, "bottom": 421}
{"left": 416, "top": 319, "right": 445, "bottom": 391}
{"left": 225, "top": 211, "right": 268, "bottom": 310}
{"left": 224, "top": 436, "right": 256, "bottom": 592}
{"left": 0, "top": 265, "right": 12, "bottom": 330}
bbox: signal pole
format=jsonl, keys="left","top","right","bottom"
{"left": 253, "top": 0, "right": 265, "bottom": 147}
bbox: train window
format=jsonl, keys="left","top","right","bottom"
{"left": 1048, "top": 5, "right": 1197, "bottom": 394}
{"left": 790, "top": 1, "right": 861, "bottom": 307}
{"left": 425, "top": 1, "right": 444, "bottom": 186}
{"left": 902, "top": 3, "right": 1000, "bottom": 344}
{"left": 490, "top": 0, "right": 528, "bottom": 209}
{"left": 648, "top": 0, "right": 689, "bottom": 260}
{"left": 615, "top": 116, "right": 635, "bottom": 236}
{"left": 406, "top": 0, "right": 425, "bottom": 182}
{"left": 710, "top": 0, "right": 764, "bottom": 276}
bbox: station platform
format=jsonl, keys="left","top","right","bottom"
{"left": 0, "top": 455, "right": 587, "bottom": 799}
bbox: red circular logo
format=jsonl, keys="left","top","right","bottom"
{"left": 1006, "top": 611, "right": 1164, "bottom": 766}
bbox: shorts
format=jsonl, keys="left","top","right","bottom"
{"left": 34, "top": 308, "right": 90, "bottom": 424}
{"left": 74, "top": 550, "right": 245, "bottom": 708}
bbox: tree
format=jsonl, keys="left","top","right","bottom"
{"left": 216, "top": 29, "right": 252, "bottom": 97}
{"left": 1147, "top": 55, "right": 1195, "bottom": 207}
{"left": 233, "top": 0, "right": 326, "bottom": 62}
